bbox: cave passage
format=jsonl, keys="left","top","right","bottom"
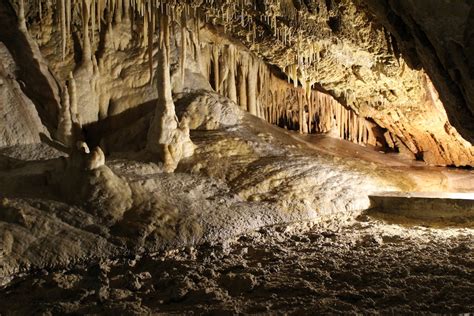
{"left": 0, "top": 0, "right": 473, "bottom": 314}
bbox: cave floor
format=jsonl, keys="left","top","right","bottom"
{"left": 1, "top": 113, "right": 473, "bottom": 314}
{"left": 0, "top": 215, "right": 472, "bottom": 315}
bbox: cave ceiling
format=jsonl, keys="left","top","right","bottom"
{"left": 2, "top": 0, "right": 473, "bottom": 166}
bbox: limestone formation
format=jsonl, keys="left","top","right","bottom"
{"left": 0, "top": 1, "right": 473, "bottom": 312}
{"left": 7, "top": 0, "right": 469, "bottom": 165}
{"left": 47, "top": 140, "right": 132, "bottom": 225}
{"left": 146, "top": 14, "right": 194, "bottom": 172}
{"left": 0, "top": 43, "right": 49, "bottom": 147}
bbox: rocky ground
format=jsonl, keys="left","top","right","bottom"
{"left": 1, "top": 213, "right": 473, "bottom": 315}
{"left": 1, "top": 93, "right": 472, "bottom": 315}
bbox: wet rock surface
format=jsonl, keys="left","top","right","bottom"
{"left": 1, "top": 217, "right": 472, "bottom": 315}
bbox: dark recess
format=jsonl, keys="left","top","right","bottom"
{"left": 327, "top": 16, "right": 342, "bottom": 33}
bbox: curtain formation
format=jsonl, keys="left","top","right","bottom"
{"left": 12, "top": 0, "right": 389, "bottom": 148}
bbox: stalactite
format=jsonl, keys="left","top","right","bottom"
{"left": 60, "top": 0, "right": 67, "bottom": 60}
{"left": 147, "top": 1, "right": 154, "bottom": 83}
{"left": 212, "top": 45, "right": 220, "bottom": 93}
{"left": 95, "top": 0, "right": 100, "bottom": 33}
{"left": 191, "top": 30, "right": 202, "bottom": 73}
{"left": 308, "top": 92, "right": 313, "bottom": 133}
{"left": 218, "top": 53, "right": 229, "bottom": 97}
{"left": 238, "top": 59, "right": 248, "bottom": 111}
{"left": 68, "top": 72, "right": 78, "bottom": 124}
{"left": 21, "top": 0, "right": 388, "bottom": 151}
{"left": 247, "top": 57, "right": 258, "bottom": 116}
{"left": 123, "top": 0, "right": 130, "bottom": 22}
{"left": 180, "top": 11, "right": 187, "bottom": 86}
{"left": 18, "top": 0, "right": 27, "bottom": 31}
{"left": 116, "top": 0, "right": 122, "bottom": 22}
{"left": 227, "top": 45, "right": 238, "bottom": 103}
{"left": 298, "top": 91, "right": 303, "bottom": 134}
{"left": 82, "top": 0, "right": 92, "bottom": 65}
{"left": 91, "top": 0, "right": 96, "bottom": 45}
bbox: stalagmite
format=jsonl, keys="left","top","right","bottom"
{"left": 56, "top": 88, "right": 74, "bottom": 147}
{"left": 147, "top": 13, "right": 194, "bottom": 173}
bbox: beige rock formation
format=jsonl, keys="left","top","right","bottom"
{"left": 193, "top": 0, "right": 474, "bottom": 166}
{"left": 0, "top": 43, "right": 49, "bottom": 147}
{"left": 146, "top": 14, "right": 194, "bottom": 172}
{"left": 47, "top": 141, "right": 132, "bottom": 225}
{"left": 15, "top": 0, "right": 472, "bottom": 166}
{"left": 0, "top": 0, "right": 473, "bottom": 304}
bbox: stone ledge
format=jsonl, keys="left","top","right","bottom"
{"left": 368, "top": 192, "right": 474, "bottom": 220}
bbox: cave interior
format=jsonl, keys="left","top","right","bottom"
{"left": 0, "top": 0, "right": 473, "bottom": 314}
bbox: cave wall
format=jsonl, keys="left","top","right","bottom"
{"left": 1, "top": 0, "right": 473, "bottom": 166}
{"left": 0, "top": 42, "right": 49, "bottom": 147}
{"left": 358, "top": 0, "right": 474, "bottom": 144}
{"left": 20, "top": 0, "right": 391, "bottom": 149}
{"left": 197, "top": 28, "right": 392, "bottom": 148}
{"left": 193, "top": 0, "right": 474, "bottom": 165}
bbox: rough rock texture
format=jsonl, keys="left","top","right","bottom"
{"left": 0, "top": 0, "right": 61, "bottom": 132}
{"left": 0, "top": 43, "right": 48, "bottom": 147}
{"left": 0, "top": 99, "right": 414, "bottom": 282}
{"left": 176, "top": 90, "right": 243, "bottom": 130}
{"left": 359, "top": 0, "right": 474, "bottom": 144}
{"left": 6, "top": 0, "right": 470, "bottom": 166}
{"left": 51, "top": 145, "right": 133, "bottom": 224}
{"left": 195, "top": 0, "right": 474, "bottom": 166}
{"left": 1, "top": 216, "right": 472, "bottom": 314}
{"left": 0, "top": 1, "right": 473, "bottom": 313}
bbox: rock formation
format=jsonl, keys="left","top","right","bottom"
{"left": 146, "top": 13, "right": 194, "bottom": 172}
{"left": 0, "top": 42, "right": 49, "bottom": 147}
{"left": 3, "top": 0, "right": 469, "bottom": 166}
{"left": 0, "top": 1, "right": 473, "bottom": 312}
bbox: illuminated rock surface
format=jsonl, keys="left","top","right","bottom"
{"left": 0, "top": 0, "right": 473, "bottom": 313}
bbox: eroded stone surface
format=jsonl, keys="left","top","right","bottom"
{"left": 0, "top": 43, "right": 48, "bottom": 147}
{"left": 0, "top": 1, "right": 473, "bottom": 313}
{"left": 1, "top": 216, "right": 472, "bottom": 314}
{"left": 13, "top": 0, "right": 473, "bottom": 166}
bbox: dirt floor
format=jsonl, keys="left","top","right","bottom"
{"left": 1, "top": 213, "right": 472, "bottom": 315}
